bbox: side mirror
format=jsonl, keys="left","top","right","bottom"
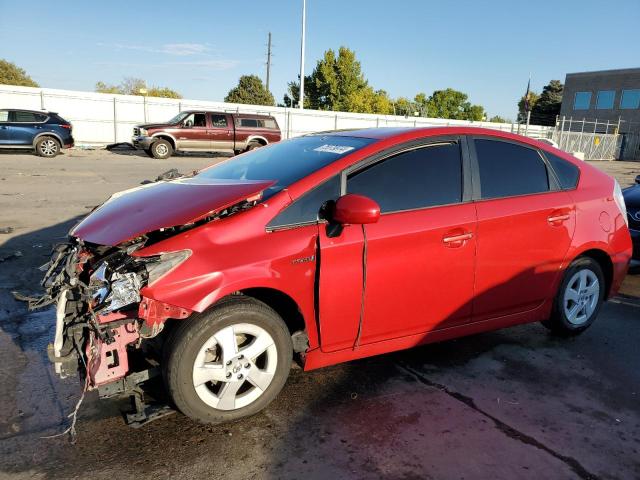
{"left": 635, "top": 175, "right": 640, "bottom": 185}
{"left": 333, "top": 194, "right": 380, "bottom": 225}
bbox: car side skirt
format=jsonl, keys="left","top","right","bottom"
{"left": 303, "top": 300, "right": 552, "bottom": 371}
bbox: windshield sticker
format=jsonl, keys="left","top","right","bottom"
{"left": 313, "top": 144, "right": 355, "bottom": 154}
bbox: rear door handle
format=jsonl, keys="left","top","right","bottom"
{"left": 547, "top": 214, "right": 570, "bottom": 223}
{"left": 443, "top": 232, "right": 473, "bottom": 244}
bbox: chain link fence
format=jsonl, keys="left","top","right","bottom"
{"left": 550, "top": 116, "right": 621, "bottom": 160}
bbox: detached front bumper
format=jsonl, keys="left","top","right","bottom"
{"left": 132, "top": 135, "right": 154, "bottom": 150}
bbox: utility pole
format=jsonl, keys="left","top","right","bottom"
{"left": 266, "top": 32, "right": 272, "bottom": 93}
{"left": 299, "top": 0, "right": 306, "bottom": 109}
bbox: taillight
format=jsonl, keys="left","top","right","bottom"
{"left": 613, "top": 179, "right": 629, "bottom": 227}
{"left": 60, "top": 124, "right": 72, "bottom": 130}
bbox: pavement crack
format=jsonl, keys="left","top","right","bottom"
{"left": 397, "top": 362, "right": 600, "bottom": 480}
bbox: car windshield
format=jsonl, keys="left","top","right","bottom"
{"left": 167, "top": 112, "right": 190, "bottom": 124}
{"left": 196, "top": 135, "right": 375, "bottom": 198}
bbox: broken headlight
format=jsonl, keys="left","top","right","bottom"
{"left": 144, "top": 250, "right": 191, "bottom": 285}
{"left": 89, "top": 262, "right": 143, "bottom": 313}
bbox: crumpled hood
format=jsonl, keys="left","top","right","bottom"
{"left": 71, "top": 177, "right": 275, "bottom": 246}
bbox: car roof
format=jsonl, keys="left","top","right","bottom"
{"left": 183, "top": 110, "right": 274, "bottom": 119}
{"left": 1, "top": 108, "right": 56, "bottom": 115}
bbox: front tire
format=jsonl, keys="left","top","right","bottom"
{"left": 164, "top": 297, "right": 293, "bottom": 423}
{"left": 150, "top": 139, "right": 173, "bottom": 159}
{"left": 543, "top": 257, "right": 605, "bottom": 336}
{"left": 143, "top": 148, "right": 154, "bottom": 158}
{"left": 35, "top": 136, "right": 60, "bottom": 157}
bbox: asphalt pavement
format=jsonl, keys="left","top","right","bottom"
{"left": 0, "top": 149, "right": 638, "bottom": 480}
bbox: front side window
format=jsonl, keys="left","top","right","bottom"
{"left": 347, "top": 142, "right": 463, "bottom": 213}
{"left": 620, "top": 89, "right": 640, "bottom": 109}
{"left": 596, "top": 90, "right": 615, "bottom": 109}
{"left": 183, "top": 112, "right": 207, "bottom": 128}
{"left": 574, "top": 91, "right": 592, "bottom": 110}
{"left": 268, "top": 176, "right": 340, "bottom": 228}
{"left": 210, "top": 114, "right": 228, "bottom": 128}
{"left": 475, "top": 139, "right": 549, "bottom": 199}
{"left": 197, "top": 135, "right": 374, "bottom": 199}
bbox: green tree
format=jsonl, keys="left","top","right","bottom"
{"left": 393, "top": 97, "right": 416, "bottom": 116}
{"left": 95, "top": 81, "right": 120, "bottom": 94}
{"left": 0, "top": 59, "right": 39, "bottom": 87}
{"left": 530, "top": 80, "right": 563, "bottom": 126}
{"left": 225, "top": 74, "right": 275, "bottom": 106}
{"left": 427, "top": 88, "right": 485, "bottom": 121}
{"left": 284, "top": 46, "right": 391, "bottom": 114}
{"left": 95, "top": 77, "right": 182, "bottom": 98}
{"left": 489, "top": 115, "right": 508, "bottom": 123}
{"left": 517, "top": 90, "right": 540, "bottom": 122}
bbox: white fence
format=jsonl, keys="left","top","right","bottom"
{"left": 0, "top": 85, "right": 555, "bottom": 146}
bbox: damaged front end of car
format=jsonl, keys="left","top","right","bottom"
{"left": 17, "top": 238, "right": 193, "bottom": 422}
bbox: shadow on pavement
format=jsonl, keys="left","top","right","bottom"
{"left": 1, "top": 215, "right": 639, "bottom": 479}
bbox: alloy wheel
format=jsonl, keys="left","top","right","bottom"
{"left": 192, "top": 323, "right": 278, "bottom": 411}
{"left": 40, "top": 139, "right": 58, "bottom": 156}
{"left": 563, "top": 269, "right": 600, "bottom": 325}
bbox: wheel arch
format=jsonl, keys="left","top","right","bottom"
{"left": 215, "top": 287, "right": 306, "bottom": 338}
{"left": 247, "top": 135, "right": 268, "bottom": 146}
{"left": 151, "top": 133, "right": 177, "bottom": 149}
{"left": 573, "top": 248, "right": 614, "bottom": 299}
{"left": 32, "top": 132, "right": 63, "bottom": 147}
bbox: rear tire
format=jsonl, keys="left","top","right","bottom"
{"left": 542, "top": 257, "right": 605, "bottom": 336}
{"left": 245, "top": 141, "right": 263, "bottom": 152}
{"left": 144, "top": 148, "right": 154, "bottom": 158}
{"left": 164, "top": 297, "right": 292, "bottom": 424}
{"left": 35, "top": 136, "right": 60, "bottom": 157}
{"left": 151, "top": 139, "right": 173, "bottom": 159}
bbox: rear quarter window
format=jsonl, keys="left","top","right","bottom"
{"left": 544, "top": 152, "right": 580, "bottom": 189}
{"left": 239, "top": 118, "right": 259, "bottom": 128}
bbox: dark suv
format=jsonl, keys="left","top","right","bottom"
{"left": 0, "top": 109, "right": 74, "bottom": 157}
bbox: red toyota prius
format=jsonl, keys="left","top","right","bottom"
{"left": 34, "top": 127, "right": 632, "bottom": 425}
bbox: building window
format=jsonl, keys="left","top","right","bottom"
{"left": 596, "top": 90, "right": 615, "bottom": 109}
{"left": 620, "top": 89, "right": 640, "bottom": 109}
{"left": 574, "top": 91, "right": 591, "bottom": 110}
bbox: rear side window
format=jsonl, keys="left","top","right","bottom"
{"left": 210, "top": 114, "right": 228, "bottom": 128}
{"left": 347, "top": 143, "right": 463, "bottom": 213}
{"left": 12, "top": 111, "right": 47, "bottom": 122}
{"left": 0, "top": 111, "right": 8, "bottom": 122}
{"left": 263, "top": 118, "right": 277, "bottom": 129}
{"left": 545, "top": 152, "right": 580, "bottom": 189}
{"left": 239, "top": 118, "right": 259, "bottom": 128}
{"left": 475, "top": 139, "right": 549, "bottom": 199}
{"left": 268, "top": 176, "right": 340, "bottom": 228}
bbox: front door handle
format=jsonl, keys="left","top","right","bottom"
{"left": 547, "top": 214, "right": 570, "bottom": 224}
{"left": 443, "top": 232, "right": 473, "bottom": 246}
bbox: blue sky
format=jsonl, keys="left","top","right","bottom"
{"left": 0, "top": 0, "right": 638, "bottom": 119}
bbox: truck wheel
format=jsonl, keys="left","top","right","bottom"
{"left": 164, "top": 297, "right": 293, "bottom": 424}
{"left": 542, "top": 257, "right": 605, "bottom": 336}
{"left": 144, "top": 148, "right": 154, "bottom": 158}
{"left": 35, "top": 136, "right": 60, "bottom": 157}
{"left": 245, "top": 141, "right": 263, "bottom": 152}
{"left": 151, "top": 139, "right": 173, "bottom": 159}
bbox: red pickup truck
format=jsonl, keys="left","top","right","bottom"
{"left": 132, "top": 110, "right": 281, "bottom": 159}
